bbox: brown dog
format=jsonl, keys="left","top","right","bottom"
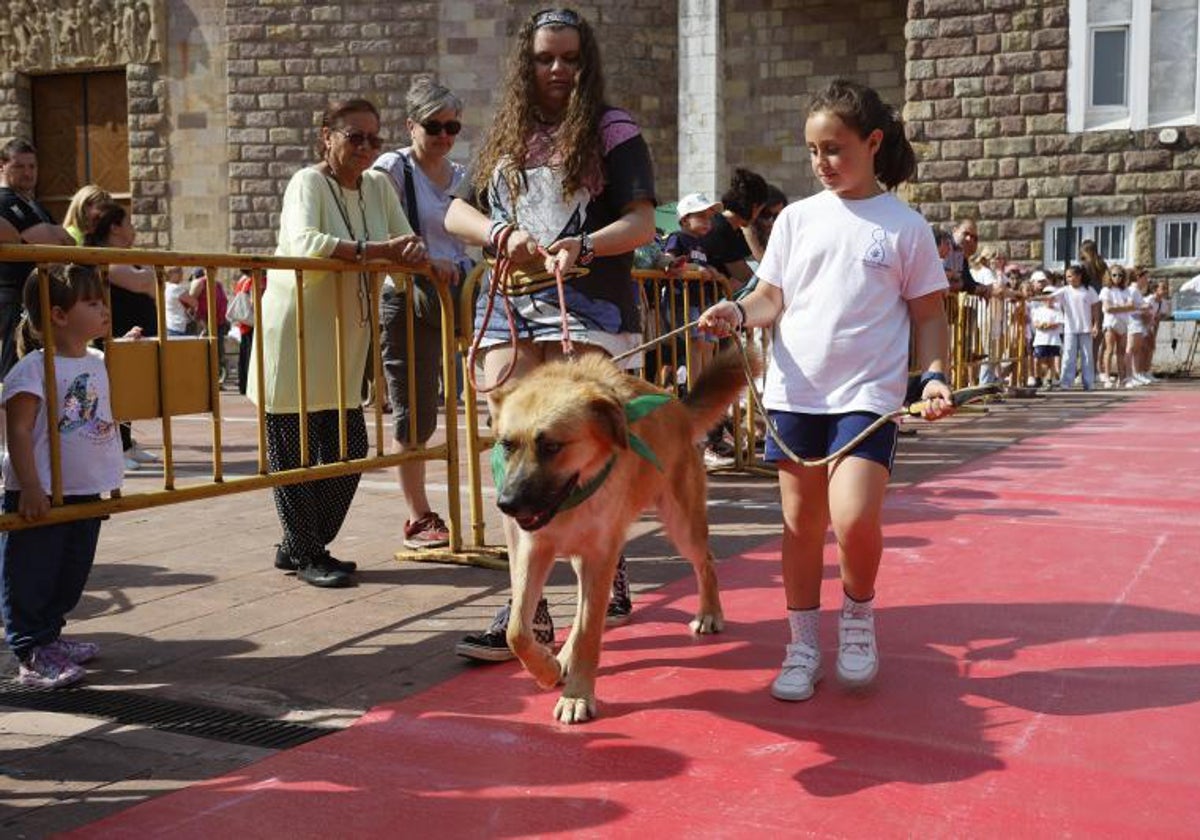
{"left": 490, "top": 345, "right": 760, "bottom": 723}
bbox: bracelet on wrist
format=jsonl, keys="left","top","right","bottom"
{"left": 733, "top": 300, "right": 747, "bottom": 328}
{"left": 576, "top": 231, "right": 595, "bottom": 266}
{"left": 919, "top": 370, "right": 947, "bottom": 386}
{"left": 488, "top": 220, "right": 513, "bottom": 251}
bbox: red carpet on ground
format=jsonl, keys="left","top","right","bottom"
{"left": 72, "top": 394, "right": 1200, "bottom": 838}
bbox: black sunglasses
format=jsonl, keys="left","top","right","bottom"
{"left": 420, "top": 119, "right": 462, "bottom": 137}
{"left": 335, "top": 129, "right": 383, "bottom": 150}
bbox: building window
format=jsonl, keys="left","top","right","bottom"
{"left": 1068, "top": 0, "right": 1200, "bottom": 131}
{"left": 1044, "top": 217, "right": 1133, "bottom": 266}
{"left": 1157, "top": 215, "right": 1200, "bottom": 266}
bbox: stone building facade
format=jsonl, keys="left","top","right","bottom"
{"left": 1, "top": 0, "right": 1196, "bottom": 274}
{"left": 903, "top": 0, "right": 1200, "bottom": 273}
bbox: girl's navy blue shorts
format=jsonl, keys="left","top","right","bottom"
{"left": 763, "top": 410, "right": 898, "bottom": 472}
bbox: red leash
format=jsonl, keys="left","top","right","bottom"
{"left": 467, "top": 230, "right": 575, "bottom": 394}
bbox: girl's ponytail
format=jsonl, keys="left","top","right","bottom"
{"left": 15, "top": 311, "right": 40, "bottom": 357}
{"left": 875, "top": 106, "right": 916, "bottom": 190}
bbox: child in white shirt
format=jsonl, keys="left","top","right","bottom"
{"left": 700, "top": 79, "right": 953, "bottom": 702}
{"left": 1055, "top": 264, "right": 1101, "bottom": 389}
{"left": 1031, "top": 290, "right": 1065, "bottom": 388}
{"left": 2, "top": 264, "right": 124, "bottom": 689}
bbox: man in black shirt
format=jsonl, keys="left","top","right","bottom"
{"left": 0, "top": 138, "right": 73, "bottom": 374}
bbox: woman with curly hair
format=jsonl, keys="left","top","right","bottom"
{"left": 445, "top": 7, "right": 657, "bottom": 662}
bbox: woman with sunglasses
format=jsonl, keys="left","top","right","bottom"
{"left": 372, "top": 77, "right": 473, "bottom": 551}
{"left": 445, "top": 7, "right": 657, "bottom": 662}
{"left": 250, "top": 97, "right": 427, "bottom": 589}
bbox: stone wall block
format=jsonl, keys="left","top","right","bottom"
{"left": 940, "top": 139, "right": 984, "bottom": 159}
{"left": 991, "top": 178, "right": 1026, "bottom": 198}
{"left": 1123, "top": 150, "right": 1173, "bottom": 172}
{"left": 968, "top": 158, "right": 998, "bottom": 179}
{"left": 1026, "top": 175, "right": 1079, "bottom": 197}
{"left": 942, "top": 180, "right": 992, "bottom": 200}
{"left": 936, "top": 56, "right": 992, "bottom": 77}
{"left": 1079, "top": 174, "right": 1116, "bottom": 193}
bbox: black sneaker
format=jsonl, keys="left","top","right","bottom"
{"left": 456, "top": 598, "right": 554, "bottom": 662}
{"left": 275, "top": 545, "right": 357, "bottom": 574}
{"left": 297, "top": 555, "right": 355, "bottom": 588}
{"left": 606, "top": 555, "right": 633, "bottom": 627}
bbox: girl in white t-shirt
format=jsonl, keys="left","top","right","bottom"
{"left": 1099, "top": 266, "right": 1135, "bottom": 387}
{"left": 699, "top": 79, "right": 953, "bottom": 703}
{"left": 2, "top": 264, "right": 125, "bottom": 689}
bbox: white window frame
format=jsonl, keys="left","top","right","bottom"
{"left": 1044, "top": 217, "right": 1134, "bottom": 266}
{"left": 1156, "top": 214, "right": 1200, "bottom": 267}
{"left": 1068, "top": 0, "right": 1200, "bottom": 131}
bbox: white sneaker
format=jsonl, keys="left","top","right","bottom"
{"left": 123, "top": 455, "right": 142, "bottom": 472}
{"left": 128, "top": 444, "right": 160, "bottom": 464}
{"left": 837, "top": 607, "right": 879, "bottom": 687}
{"left": 1135, "top": 373, "right": 1153, "bottom": 384}
{"left": 1102, "top": 378, "right": 1115, "bottom": 389}
{"left": 770, "top": 641, "right": 822, "bottom": 702}
{"left": 1123, "top": 378, "right": 1142, "bottom": 389}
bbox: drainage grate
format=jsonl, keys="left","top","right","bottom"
{"left": 0, "top": 680, "right": 336, "bottom": 750}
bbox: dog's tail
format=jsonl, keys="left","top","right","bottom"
{"left": 682, "top": 343, "right": 762, "bottom": 435}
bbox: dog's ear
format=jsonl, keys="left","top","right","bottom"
{"left": 489, "top": 380, "right": 515, "bottom": 416}
{"left": 588, "top": 396, "right": 628, "bottom": 450}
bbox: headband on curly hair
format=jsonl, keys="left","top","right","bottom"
{"left": 534, "top": 8, "right": 581, "bottom": 29}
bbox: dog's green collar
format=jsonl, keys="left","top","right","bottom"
{"left": 490, "top": 392, "right": 673, "bottom": 515}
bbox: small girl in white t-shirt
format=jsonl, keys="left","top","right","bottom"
{"left": 699, "top": 79, "right": 953, "bottom": 702}
{"left": 1099, "top": 266, "right": 1135, "bottom": 387}
{"left": 2, "top": 264, "right": 125, "bottom": 689}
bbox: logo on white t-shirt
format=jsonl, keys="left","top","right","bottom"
{"left": 58, "top": 372, "right": 115, "bottom": 439}
{"left": 863, "top": 227, "right": 889, "bottom": 267}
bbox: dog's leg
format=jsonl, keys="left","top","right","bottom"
{"left": 507, "top": 536, "right": 562, "bottom": 690}
{"left": 553, "top": 549, "right": 618, "bottom": 724}
{"left": 658, "top": 468, "right": 725, "bottom": 635}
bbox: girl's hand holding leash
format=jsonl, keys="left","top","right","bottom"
{"left": 545, "top": 235, "right": 581, "bottom": 275}
{"left": 503, "top": 228, "right": 541, "bottom": 264}
{"left": 698, "top": 300, "right": 743, "bottom": 338}
{"left": 916, "top": 376, "right": 955, "bottom": 420}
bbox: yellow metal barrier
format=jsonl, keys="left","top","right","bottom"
{"left": 0, "top": 244, "right": 460, "bottom": 555}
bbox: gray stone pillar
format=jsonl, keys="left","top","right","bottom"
{"left": 678, "top": 0, "right": 722, "bottom": 199}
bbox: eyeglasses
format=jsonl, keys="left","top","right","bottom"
{"left": 420, "top": 119, "right": 462, "bottom": 137}
{"left": 334, "top": 129, "right": 383, "bottom": 149}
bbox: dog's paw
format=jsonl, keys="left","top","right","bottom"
{"left": 531, "top": 655, "right": 564, "bottom": 690}
{"left": 553, "top": 693, "right": 597, "bottom": 724}
{"left": 689, "top": 612, "right": 725, "bottom": 634}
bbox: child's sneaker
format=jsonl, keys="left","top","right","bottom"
{"left": 50, "top": 636, "right": 100, "bottom": 664}
{"left": 837, "top": 602, "right": 879, "bottom": 687}
{"left": 770, "top": 641, "right": 822, "bottom": 701}
{"left": 18, "top": 645, "right": 85, "bottom": 689}
{"left": 403, "top": 511, "right": 450, "bottom": 550}
{"left": 455, "top": 598, "right": 555, "bottom": 662}
{"left": 605, "top": 555, "right": 633, "bottom": 627}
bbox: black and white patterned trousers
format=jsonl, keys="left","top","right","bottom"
{"left": 266, "top": 408, "right": 368, "bottom": 561}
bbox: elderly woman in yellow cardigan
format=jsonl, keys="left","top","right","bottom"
{"left": 250, "top": 97, "right": 425, "bottom": 588}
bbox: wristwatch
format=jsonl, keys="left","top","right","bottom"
{"left": 576, "top": 231, "right": 595, "bottom": 266}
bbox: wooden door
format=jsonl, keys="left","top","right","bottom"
{"left": 31, "top": 71, "right": 130, "bottom": 223}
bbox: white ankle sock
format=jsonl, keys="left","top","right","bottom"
{"left": 787, "top": 607, "right": 821, "bottom": 648}
{"left": 842, "top": 591, "right": 875, "bottom": 619}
